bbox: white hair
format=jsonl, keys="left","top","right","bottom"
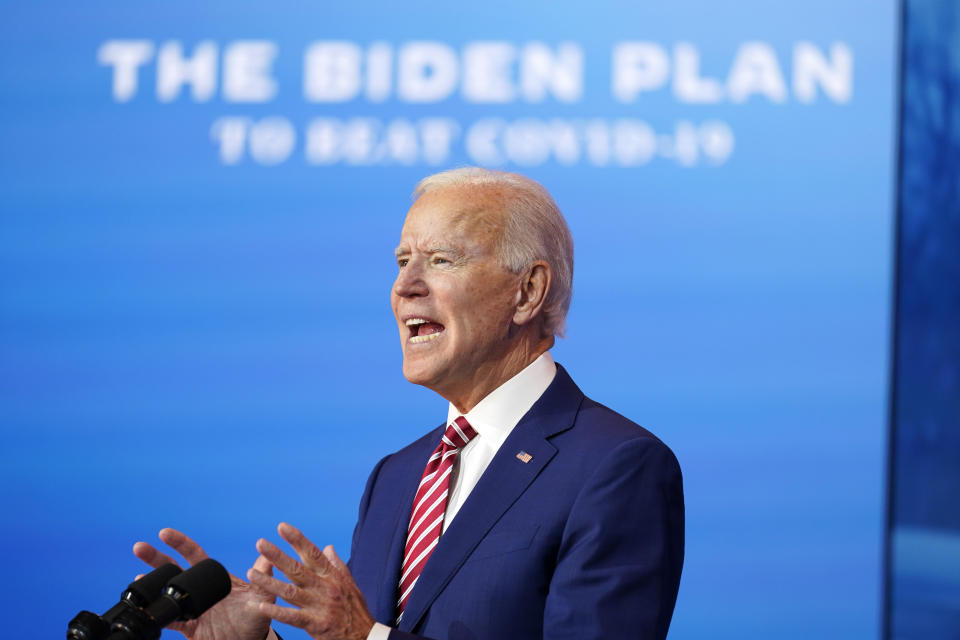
{"left": 413, "top": 167, "right": 574, "bottom": 338}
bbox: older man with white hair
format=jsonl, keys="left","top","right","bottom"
{"left": 135, "top": 168, "right": 684, "bottom": 640}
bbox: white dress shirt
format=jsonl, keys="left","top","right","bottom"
{"left": 267, "top": 354, "right": 556, "bottom": 640}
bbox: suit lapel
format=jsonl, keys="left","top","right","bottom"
{"left": 398, "top": 365, "right": 584, "bottom": 632}
{"left": 374, "top": 426, "right": 445, "bottom": 624}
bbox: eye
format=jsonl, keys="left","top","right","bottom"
{"left": 397, "top": 258, "right": 409, "bottom": 268}
{"left": 432, "top": 256, "right": 449, "bottom": 265}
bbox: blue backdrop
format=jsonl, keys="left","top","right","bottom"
{"left": 887, "top": 0, "right": 960, "bottom": 636}
{"left": 0, "top": 2, "right": 896, "bottom": 638}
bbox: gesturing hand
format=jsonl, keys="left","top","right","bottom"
{"left": 133, "top": 528, "right": 276, "bottom": 640}
{"left": 247, "top": 522, "right": 376, "bottom": 640}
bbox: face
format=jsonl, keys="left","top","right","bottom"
{"left": 391, "top": 186, "right": 522, "bottom": 403}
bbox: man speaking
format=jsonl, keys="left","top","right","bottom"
{"left": 134, "top": 168, "right": 684, "bottom": 640}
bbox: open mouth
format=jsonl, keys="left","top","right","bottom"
{"left": 405, "top": 317, "right": 445, "bottom": 343}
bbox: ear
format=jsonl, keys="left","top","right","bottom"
{"left": 513, "top": 260, "right": 552, "bottom": 329}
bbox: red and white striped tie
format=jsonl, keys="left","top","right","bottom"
{"left": 396, "top": 416, "right": 477, "bottom": 622}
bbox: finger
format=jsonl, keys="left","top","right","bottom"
{"left": 247, "top": 568, "right": 309, "bottom": 607}
{"left": 254, "top": 553, "right": 274, "bottom": 577}
{"left": 249, "top": 555, "right": 276, "bottom": 601}
{"left": 133, "top": 541, "right": 180, "bottom": 569}
{"left": 158, "top": 528, "right": 209, "bottom": 566}
{"left": 256, "top": 602, "right": 310, "bottom": 629}
{"left": 277, "top": 522, "right": 331, "bottom": 575}
{"left": 322, "top": 545, "right": 349, "bottom": 576}
{"left": 256, "top": 538, "right": 315, "bottom": 587}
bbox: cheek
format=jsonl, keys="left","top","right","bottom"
{"left": 471, "top": 289, "right": 519, "bottom": 333}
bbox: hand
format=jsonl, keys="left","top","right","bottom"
{"left": 133, "top": 528, "right": 276, "bottom": 640}
{"left": 247, "top": 522, "right": 375, "bottom": 640}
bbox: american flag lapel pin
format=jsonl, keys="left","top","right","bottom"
{"left": 516, "top": 450, "right": 533, "bottom": 464}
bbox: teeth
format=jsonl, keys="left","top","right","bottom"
{"left": 405, "top": 318, "right": 430, "bottom": 326}
{"left": 409, "top": 332, "right": 442, "bottom": 344}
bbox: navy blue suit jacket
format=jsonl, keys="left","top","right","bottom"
{"left": 348, "top": 365, "right": 684, "bottom": 640}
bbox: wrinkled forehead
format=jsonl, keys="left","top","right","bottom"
{"left": 398, "top": 185, "right": 508, "bottom": 251}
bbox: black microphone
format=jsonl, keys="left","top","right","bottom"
{"left": 105, "top": 558, "right": 232, "bottom": 640}
{"left": 67, "top": 564, "right": 183, "bottom": 640}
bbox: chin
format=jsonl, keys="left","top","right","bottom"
{"left": 401, "top": 359, "right": 435, "bottom": 386}
{"left": 401, "top": 356, "right": 449, "bottom": 391}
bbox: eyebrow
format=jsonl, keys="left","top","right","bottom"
{"left": 394, "top": 245, "right": 465, "bottom": 259}
{"left": 429, "top": 245, "right": 465, "bottom": 259}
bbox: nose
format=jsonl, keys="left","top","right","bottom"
{"left": 393, "top": 260, "right": 429, "bottom": 299}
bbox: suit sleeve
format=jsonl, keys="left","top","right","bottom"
{"left": 348, "top": 454, "right": 389, "bottom": 574}
{"left": 385, "top": 629, "right": 436, "bottom": 640}
{"left": 543, "top": 437, "right": 685, "bottom": 640}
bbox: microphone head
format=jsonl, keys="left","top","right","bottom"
{"left": 166, "top": 558, "right": 232, "bottom": 619}
{"left": 67, "top": 610, "right": 110, "bottom": 640}
{"left": 123, "top": 563, "right": 182, "bottom": 607}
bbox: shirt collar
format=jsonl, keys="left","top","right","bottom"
{"left": 446, "top": 351, "right": 557, "bottom": 449}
